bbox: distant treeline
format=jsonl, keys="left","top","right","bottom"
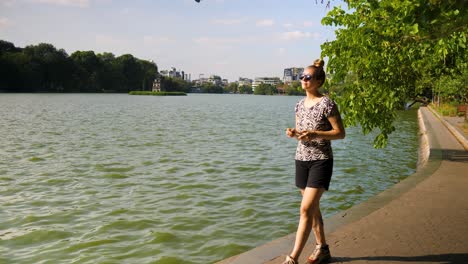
{"left": 0, "top": 40, "right": 165, "bottom": 93}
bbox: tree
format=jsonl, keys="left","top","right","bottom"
{"left": 225, "top": 82, "right": 239, "bottom": 94}
{"left": 114, "top": 54, "right": 143, "bottom": 92}
{"left": 0, "top": 40, "right": 160, "bottom": 93}
{"left": 238, "top": 85, "right": 253, "bottom": 94}
{"left": 254, "top": 83, "right": 277, "bottom": 95}
{"left": 71, "top": 50, "right": 102, "bottom": 92}
{"left": 138, "top": 60, "right": 159, "bottom": 91}
{"left": 0, "top": 40, "right": 20, "bottom": 53}
{"left": 0, "top": 41, "right": 22, "bottom": 91}
{"left": 285, "top": 81, "right": 305, "bottom": 96}
{"left": 160, "top": 76, "right": 191, "bottom": 93}
{"left": 97, "top": 52, "right": 124, "bottom": 92}
{"left": 200, "top": 82, "right": 224, "bottom": 93}
{"left": 321, "top": 0, "right": 467, "bottom": 147}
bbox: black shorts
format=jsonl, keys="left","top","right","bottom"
{"left": 295, "top": 159, "right": 333, "bottom": 190}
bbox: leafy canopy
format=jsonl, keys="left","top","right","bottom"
{"left": 321, "top": 0, "right": 467, "bottom": 147}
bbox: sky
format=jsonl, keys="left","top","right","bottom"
{"left": 0, "top": 0, "right": 341, "bottom": 82}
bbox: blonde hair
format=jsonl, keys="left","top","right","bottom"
{"left": 306, "top": 59, "right": 326, "bottom": 87}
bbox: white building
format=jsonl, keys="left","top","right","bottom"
{"left": 238, "top": 77, "right": 253, "bottom": 87}
{"left": 160, "top": 67, "right": 190, "bottom": 81}
{"left": 252, "top": 77, "right": 281, "bottom": 91}
{"left": 283, "top": 67, "right": 304, "bottom": 83}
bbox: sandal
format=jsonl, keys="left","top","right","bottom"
{"left": 281, "top": 255, "right": 298, "bottom": 264}
{"left": 306, "top": 244, "right": 331, "bottom": 264}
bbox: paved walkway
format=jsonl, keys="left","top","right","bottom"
{"left": 217, "top": 107, "right": 468, "bottom": 264}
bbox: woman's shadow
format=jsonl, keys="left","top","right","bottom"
{"left": 333, "top": 253, "right": 468, "bottom": 263}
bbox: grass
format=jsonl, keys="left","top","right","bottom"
{"left": 432, "top": 102, "right": 468, "bottom": 134}
{"left": 129, "top": 91, "right": 187, "bottom": 96}
{"left": 432, "top": 103, "right": 459, "bottom": 117}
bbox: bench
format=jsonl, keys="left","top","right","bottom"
{"left": 457, "top": 105, "right": 467, "bottom": 114}
{"left": 457, "top": 105, "right": 467, "bottom": 120}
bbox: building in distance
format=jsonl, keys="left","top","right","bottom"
{"left": 283, "top": 67, "right": 304, "bottom": 84}
{"left": 194, "top": 75, "right": 226, "bottom": 86}
{"left": 160, "top": 67, "right": 191, "bottom": 82}
{"left": 238, "top": 77, "right": 253, "bottom": 87}
{"left": 252, "top": 77, "right": 281, "bottom": 91}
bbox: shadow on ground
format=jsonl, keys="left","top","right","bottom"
{"left": 440, "top": 149, "right": 468, "bottom": 162}
{"left": 333, "top": 253, "right": 468, "bottom": 264}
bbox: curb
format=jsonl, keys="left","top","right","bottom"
{"left": 427, "top": 106, "right": 468, "bottom": 150}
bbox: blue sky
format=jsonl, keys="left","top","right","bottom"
{"left": 0, "top": 0, "right": 340, "bottom": 82}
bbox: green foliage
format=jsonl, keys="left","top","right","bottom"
{"left": 160, "top": 76, "right": 191, "bottom": 93}
{"left": 432, "top": 102, "right": 462, "bottom": 117}
{"left": 238, "top": 85, "right": 253, "bottom": 94}
{"left": 0, "top": 40, "right": 158, "bottom": 93}
{"left": 224, "top": 82, "right": 240, "bottom": 94}
{"left": 321, "top": 0, "right": 467, "bottom": 147}
{"left": 199, "top": 82, "right": 224, "bottom": 93}
{"left": 434, "top": 68, "right": 468, "bottom": 104}
{"left": 254, "top": 83, "right": 277, "bottom": 95}
{"left": 285, "top": 81, "right": 306, "bottom": 96}
{"left": 129, "top": 91, "right": 187, "bottom": 96}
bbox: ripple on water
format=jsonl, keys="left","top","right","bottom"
{"left": 65, "top": 239, "right": 119, "bottom": 253}
{"left": 165, "top": 166, "right": 181, "bottom": 174}
{"left": 102, "top": 173, "right": 128, "bottom": 179}
{"left": 94, "top": 162, "right": 133, "bottom": 171}
{"left": 1, "top": 229, "right": 73, "bottom": 246}
{"left": 97, "top": 219, "right": 157, "bottom": 233}
{"left": 28, "top": 157, "right": 45, "bottom": 162}
{"left": 175, "top": 183, "right": 217, "bottom": 190}
{"left": 343, "top": 167, "right": 358, "bottom": 173}
{"left": 154, "top": 256, "right": 192, "bottom": 264}
{"left": 171, "top": 218, "right": 217, "bottom": 232}
{"left": 207, "top": 169, "right": 229, "bottom": 176}
{"left": 233, "top": 166, "right": 260, "bottom": 172}
{"left": 150, "top": 231, "right": 178, "bottom": 244}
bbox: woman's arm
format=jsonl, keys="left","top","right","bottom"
{"left": 297, "top": 114, "right": 345, "bottom": 141}
{"left": 286, "top": 115, "right": 300, "bottom": 138}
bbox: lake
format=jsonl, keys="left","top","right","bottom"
{"left": 0, "top": 94, "right": 418, "bottom": 264}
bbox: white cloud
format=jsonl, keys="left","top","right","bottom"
{"left": 30, "top": 0, "right": 90, "bottom": 8}
{"left": 256, "top": 19, "right": 274, "bottom": 27}
{"left": 1, "top": 0, "right": 17, "bottom": 7}
{"left": 143, "top": 36, "right": 172, "bottom": 46}
{"left": 193, "top": 36, "right": 244, "bottom": 45}
{"left": 211, "top": 18, "right": 245, "bottom": 25}
{"left": 95, "top": 34, "right": 126, "bottom": 47}
{"left": 277, "top": 47, "right": 286, "bottom": 55}
{"left": 311, "top": 32, "right": 321, "bottom": 39}
{"left": 120, "top": 7, "right": 130, "bottom": 15}
{"left": 0, "top": 17, "right": 12, "bottom": 30}
{"left": 283, "top": 23, "right": 294, "bottom": 28}
{"left": 280, "top": 31, "right": 321, "bottom": 41}
{"left": 303, "top": 21, "right": 314, "bottom": 27}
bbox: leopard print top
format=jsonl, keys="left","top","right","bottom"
{"left": 294, "top": 96, "right": 339, "bottom": 161}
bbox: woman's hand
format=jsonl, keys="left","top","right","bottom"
{"left": 286, "top": 128, "right": 297, "bottom": 138}
{"left": 297, "top": 130, "right": 317, "bottom": 141}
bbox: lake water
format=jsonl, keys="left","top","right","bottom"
{"left": 0, "top": 94, "right": 418, "bottom": 264}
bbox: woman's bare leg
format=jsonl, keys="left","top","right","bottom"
{"left": 289, "top": 187, "right": 325, "bottom": 260}
{"left": 312, "top": 207, "right": 326, "bottom": 246}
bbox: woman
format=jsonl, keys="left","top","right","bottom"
{"left": 283, "top": 59, "right": 345, "bottom": 264}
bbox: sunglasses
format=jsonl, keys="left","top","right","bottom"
{"left": 299, "top": 74, "right": 313, "bottom": 81}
